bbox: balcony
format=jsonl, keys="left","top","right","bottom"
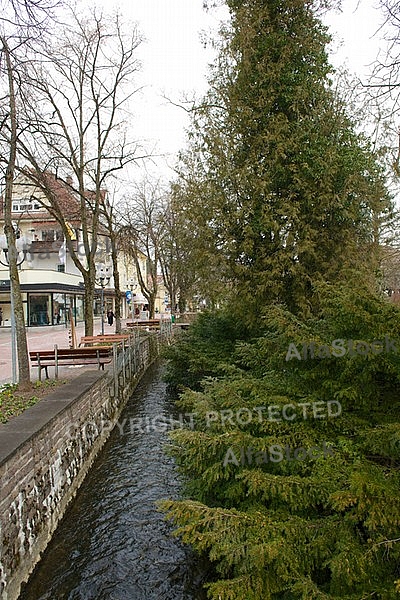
{"left": 29, "top": 240, "right": 78, "bottom": 253}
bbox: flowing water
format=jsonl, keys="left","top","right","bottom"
{"left": 19, "top": 362, "right": 208, "bottom": 600}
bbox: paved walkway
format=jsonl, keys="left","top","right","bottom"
{"left": 0, "top": 319, "right": 125, "bottom": 386}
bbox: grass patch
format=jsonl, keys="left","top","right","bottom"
{"left": 0, "top": 379, "right": 67, "bottom": 424}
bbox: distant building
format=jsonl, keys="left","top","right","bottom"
{"left": 380, "top": 245, "right": 400, "bottom": 305}
{"left": 154, "top": 274, "right": 170, "bottom": 315}
{"left": 0, "top": 172, "right": 88, "bottom": 327}
{"left": 0, "top": 171, "right": 158, "bottom": 327}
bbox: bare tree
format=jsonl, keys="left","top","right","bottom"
{"left": 359, "top": 1, "right": 400, "bottom": 185}
{"left": 0, "top": 0, "right": 63, "bottom": 386}
{"left": 0, "top": 37, "right": 31, "bottom": 386}
{"left": 119, "top": 179, "right": 166, "bottom": 319}
{"left": 16, "top": 8, "right": 144, "bottom": 335}
{"left": 158, "top": 200, "right": 179, "bottom": 315}
{"left": 0, "top": 0, "right": 60, "bottom": 33}
{"left": 99, "top": 189, "right": 124, "bottom": 333}
{"left": 158, "top": 189, "right": 200, "bottom": 315}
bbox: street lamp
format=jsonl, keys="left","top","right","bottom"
{"left": 0, "top": 222, "right": 30, "bottom": 267}
{"left": 125, "top": 277, "right": 137, "bottom": 318}
{"left": 128, "top": 277, "right": 137, "bottom": 291}
{"left": 95, "top": 263, "right": 113, "bottom": 335}
{"left": 0, "top": 223, "right": 32, "bottom": 383}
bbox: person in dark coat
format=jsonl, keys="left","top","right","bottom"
{"left": 107, "top": 309, "right": 114, "bottom": 326}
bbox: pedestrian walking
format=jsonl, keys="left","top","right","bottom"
{"left": 107, "top": 309, "right": 114, "bottom": 326}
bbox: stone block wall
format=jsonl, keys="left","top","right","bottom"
{"left": 0, "top": 334, "right": 159, "bottom": 600}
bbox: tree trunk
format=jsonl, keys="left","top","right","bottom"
{"left": 170, "top": 283, "right": 177, "bottom": 316}
{"left": 2, "top": 37, "right": 31, "bottom": 387}
{"left": 5, "top": 244, "right": 31, "bottom": 386}
{"left": 114, "top": 289, "right": 122, "bottom": 333}
{"left": 148, "top": 293, "right": 155, "bottom": 319}
{"left": 110, "top": 234, "right": 121, "bottom": 333}
{"left": 178, "top": 295, "right": 186, "bottom": 315}
{"left": 83, "top": 270, "right": 95, "bottom": 336}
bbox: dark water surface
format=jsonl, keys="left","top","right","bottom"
{"left": 20, "top": 362, "right": 207, "bottom": 600}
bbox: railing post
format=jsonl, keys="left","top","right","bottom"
{"left": 126, "top": 336, "right": 131, "bottom": 380}
{"left": 113, "top": 343, "right": 118, "bottom": 398}
{"left": 121, "top": 341, "right": 126, "bottom": 388}
{"left": 54, "top": 344, "right": 58, "bottom": 380}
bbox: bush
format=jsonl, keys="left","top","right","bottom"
{"left": 161, "top": 287, "right": 400, "bottom": 599}
{"left": 163, "top": 310, "right": 251, "bottom": 393}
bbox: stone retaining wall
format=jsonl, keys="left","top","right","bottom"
{"left": 0, "top": 333, "right": 160, "bottom": 600}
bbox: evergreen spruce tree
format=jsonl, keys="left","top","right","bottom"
{"left": 175, "top": 0, "right": 389, "bottom": 322}
{"left": 162, "top": 285, "right": 400, "bottom": 598}
{"left": 161, "top": 1, "right": 400, "bottom": 598}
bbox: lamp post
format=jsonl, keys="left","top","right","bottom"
{"left": 0, "top": 223, "right": 31, "bottom": 383}
{"left": 126, "top": 277, "right": 137, "bottom": 318}
{"left": 95, "top": 263, "right": 112, "bottom": 335}
{"left": 0, "top": 222, "right": 30, "bottom": 267}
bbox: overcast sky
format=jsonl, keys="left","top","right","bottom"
{"left": 323, "top": 0, "right": 383, "bottom": 79}
{"left": 91, "top": 0, "right": 227, "bottom": 177}
{"left": 89, "top": 0, "right": 386, "bottom": 181}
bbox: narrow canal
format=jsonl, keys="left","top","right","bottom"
{"left": 20, "top": 362, "right": 208, "bottom": 600}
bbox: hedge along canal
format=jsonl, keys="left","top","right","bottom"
{"left": 18, "top": 362, "right": 208, "bottom": 600}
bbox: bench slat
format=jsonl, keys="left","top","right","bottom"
{"left": 29, "top": 349, "right": 113, "bottom": 357}
{"left": 126, "top": 320, "right": 161, "bottom": 327}
{"left": 79, "top": 334, "right": 131, "bottom": 347}
{"left": 29, "top": 347, "right": 113, "bottom": 381}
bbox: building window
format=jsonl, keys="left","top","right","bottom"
{"left": 29, "top": 294, "right": 50, "bottom": 326}
{"left": 42, "top": 230, "right": 55, "bottom": 241}
{"left": 12, "top": 199, "right": 41, "bottom": 212}
{"left": 57, "top": 264, "right": 65, "bottom": 273}
{"left": 75, "top": 295, "right": 84, "bottom": 321}
{"left": 53, "top": 293, "right": 65, "bottom": 325}
{"left": 41, "top": 230, "right": 63, "bottom": 241}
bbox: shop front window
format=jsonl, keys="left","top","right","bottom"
{"left": 65, "top": 295, "right": 74, "bottom": 323}
{"left": 75, "top": 295, "right": 84, "bottom": 321}
{"left": 53, "top": 293, "right": 65, "bottom": 325}
{"left": 29, "top": 294, "right": 50, "bottom": 326}
{"left": 94, "top": 295, "right": 101, "bottom": 316}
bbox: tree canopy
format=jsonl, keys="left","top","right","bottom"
{"left": 161, "top": 2, "right": 400, "bottom": 598}
{"left": 173, "top": 0, "right": 390, "bottom": 324}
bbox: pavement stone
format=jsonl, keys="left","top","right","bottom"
{"left": 0, "top": 318, "right": 125, "bottom": 386}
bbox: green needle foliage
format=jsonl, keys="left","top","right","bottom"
{"left": 160, "top": 0, "right": 399, "bottom": 597}
{"left": 163, "top": 310, "right": 251, "bottom": 392}
{"left": 174, "top": 0, "right": 390, "bottom": 324}
{"left": 161, "top": 285, "right": 400, "bottom": 598}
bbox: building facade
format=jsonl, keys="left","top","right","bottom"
{"left": 0, "top": 172, "right": 169, "bottom": 327}
{"left": 0, "top": 173, "right": 87, "bottom": 327}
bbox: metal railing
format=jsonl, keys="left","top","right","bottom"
{"left": 109, "top": 323, "right": 172, "bottom": 399}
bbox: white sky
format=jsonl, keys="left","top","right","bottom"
{"left": 88, "top": 0, "right": 386, "bottom": 182}
{"left": 90, "top": 0, "right": 227, "bottom": 178}
{"left": 323, "top": 0, "right": 384, "bottom": 80}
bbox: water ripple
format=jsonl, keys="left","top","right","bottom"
{"left": 19, "top": 362, "right": 207, "bottom": 600}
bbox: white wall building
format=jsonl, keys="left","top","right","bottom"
{"left": 0, "top": 173, "right": 87, "bottom": 327}
{"left": 0, "top": 172, "right": 161, "bottom": 327}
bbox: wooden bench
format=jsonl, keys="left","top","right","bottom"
{"left": 174, "top": 322, "right": 190, "bottom": 330}
{"left": 79, "top": 334, "right": 132, "bottom": 347}
{"left": 126, "top": 320, "right": 161, "bottom": 329}
{"left": 29, "top": 346, "right": 113, "bottom": 380}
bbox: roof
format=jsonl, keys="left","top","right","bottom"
{"left": 0, "top": 170, "right": 81, "bottom": 224}
{"left": 0, "top": 170, "right": 107, "bottom": 231}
